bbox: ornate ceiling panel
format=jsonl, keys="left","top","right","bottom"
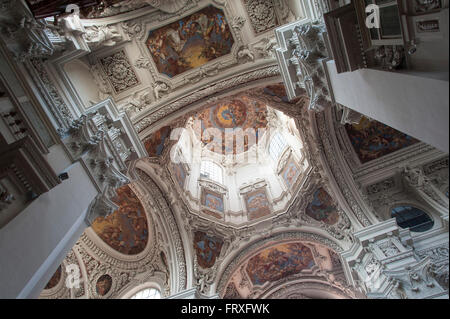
{"left": 91, "top": 185, "right": 149, "bottom": 255}
{"left": 146, "top": 5, "right": 234, "bottom": 78}
{"left": 345, "top": 116, "right": 420, "bottom": 164}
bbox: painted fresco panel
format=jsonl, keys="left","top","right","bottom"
{"left": 201, "top": 188, "right": 224, "bottom": 213}
{"left": 193, "top": 231, "right": 223, "bottom": 268}
{"left": 96, "top": 274, "right": 112, "bottom": 296}
{"left": 244, "top": 188, "right": 271, "bottom": 220}
{"left": 92, "top": 185, "right": 148, "bottom": 255}
{"left": 146, "top": 5, "right": 234, "bottom": 78}
{"left": 281, "top": 156, "right": 300, "bottom": 188}
{"left": 305, "top": 188, "right": 339, "bottom": 225}
{"left": 345, "top": 117, "right": 419, "bottom": 163}
{"left": 246, "top": 242, "right": 315, "bottom": 286}
{"left": 144, "top": 126, "right": 172, "bottom": 157}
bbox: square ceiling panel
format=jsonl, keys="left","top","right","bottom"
{"left": 146, "top": 5, "right": 235, "bottom": 78}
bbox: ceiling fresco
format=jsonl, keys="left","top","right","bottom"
{"left": 305, "top": 188, "right": 339, "bottom": 225}
{"left": 193, "top": 96, "right": 268, "bottom": 155}
{"left": 281, "top": 156, "right": 301, "bottom": 189}
{"left": 201, "top": 188, "right": 224, "bottom": 219}
{"left": 345, "top": 117, "right": 419, "bottom": 163}
{"left": 245, "top": 242, "right": 315, "bottom": 286}
{"left": 96, "top": 274, "right": 113, "bottom": 296}
{"left": 193, "top": 231, "right": 224, "bottom": 269}
{"left": 244, "top": 188, "right": 271, "bottom": 220}
{"left": 44, "top": 265, "right": 62, "bottom": 290}
{"left": 91, "top": 185, "right": 149, "bottom": 255}
{"left": 146, "top": 5, "right": 234, "bottom": 78}
{"left": 144, "top": 126, "right": 172, "bottom": 157}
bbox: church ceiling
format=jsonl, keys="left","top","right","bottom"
{"left": 192, "top": 95, "right": 268, "bottom": 155}
{"left": 146, "top": 5, "right": 234, "bottom": 78}
{"left": 91, "top": 185, "right": 149, "bottom": 255}
{"left": 345, "top": 116, "right": 419, "bottom": 163}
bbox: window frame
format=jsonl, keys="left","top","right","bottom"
{"left": 200, "top": 160, "right": 223, "bottom": 184}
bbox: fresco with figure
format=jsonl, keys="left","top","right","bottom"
{"left": 44, "top": 265, "right": 62, "bottom": 290}
{"left": 92, "top": 185, "right": 148, "bottom": 255}
{"left": 245, "top": 188, "right": 271, "bottom": 220}
{"left": 193, "top": 231, "right": 224, "bottom": 268}
{"left": 246, "top": 242, "right": 315, "bottom": 286}
{"left": 201, "top": 188, "right": 224, "bottom": 219}
{"left": 281, "top": 156, "right": 300, "bottom": 188}
{"left": 193, "top": 96, "right": 268, "bottom": 155}
{"left": 144, "top": 126, "right": 172, "bottom": 157}
{"left": 96, "top": 274, "right": 112, "bottom": 296}
{"left": 146, "top": 5, "right": 234, "bottom": 78}
{"left": 345, "top": 117, "right": 419, "bottom": 163}
{"left": 305, "top": 188, "right": 339, "bottom": 225}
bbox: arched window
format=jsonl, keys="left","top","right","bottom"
{"left": 200, "top": 160, "right": 223, "bottom": 184}
{"left": 269, "top": 132, "right": 287, "bottom": 162}
{"left": 391, "top": 206, "right": 434, "bottom": 232}
{"left": 130, "top": 288, "right": 161, "bottom": 299}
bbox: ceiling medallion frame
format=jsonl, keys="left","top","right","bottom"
{"left": 130, "top": 2, "right": 246, "bottom": 102}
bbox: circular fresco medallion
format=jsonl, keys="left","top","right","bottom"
{"left": 96, "top": 274, "right": 113, "bottom": 296}
{"left": 44, "top": 265, "right": 62, "bottom": 290}
{"left": 212, "top": 100, "right": 247, "bottom": 129}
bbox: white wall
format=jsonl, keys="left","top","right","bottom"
{"left": 0, "top": 161, "right": 97, "bottom": 298}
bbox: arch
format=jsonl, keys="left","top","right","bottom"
{"left": 214, "top": 230, "right": 347, "bottom": 297}
{"left": 120, "top": 281, "right": 164, "bottom": 299}
{"left": 133, "top": 162, "right": 191, "bottom": 294}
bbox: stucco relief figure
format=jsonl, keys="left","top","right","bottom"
{"left": 84, "top": 25, "right": 122, "bottom": 48}
{"left": 253, "top": 37, "right": 277, "bottom": 59}
{"left": 153, "top": 82, "right": 170, "bottom": 100}
{"left": 237, "top": 46, "right": 255, "bottom": 62}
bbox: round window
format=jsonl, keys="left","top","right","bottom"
{"left": 391, "top": 206, "right": 434, "bottom": 232}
